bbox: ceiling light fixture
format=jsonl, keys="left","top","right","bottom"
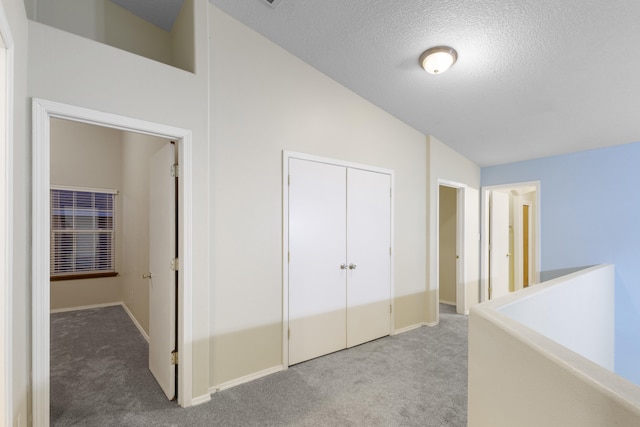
{"left": 419, "top": 46, "right": 458, "bottom": 75}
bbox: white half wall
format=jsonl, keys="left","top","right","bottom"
{"left": 468, "top": 265, "right": 640, "bottom": 427}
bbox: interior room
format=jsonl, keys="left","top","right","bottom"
{"left": 2, "top": 0, "right": 640, "bottom": 426}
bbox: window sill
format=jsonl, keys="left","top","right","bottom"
{"left": 50, "top": 272, "right": 119, "bottom": 281}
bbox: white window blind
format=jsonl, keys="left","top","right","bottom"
{"left": 50, "top": 187, "right": 117, "bottom": 277}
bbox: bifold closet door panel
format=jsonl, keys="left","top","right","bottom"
{"left": 288, "top": 158, "right": 347, "bottom": 365}
{"left": 346, "top": 168, "right": 392, "bottom": 348}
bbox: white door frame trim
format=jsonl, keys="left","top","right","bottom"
{"left": 480, "top": 181, "right": 541, "bottom": 302}
{"left": 0, "top": 0, "right": 13, "bottom": 424}
{"left": 282, "top": 150, "right": 395, "bottom": 369}
{"left": 32, "top": 98, "right": 194, "bottom": 425}
{"left": 436, "top": 180, "right": 467, "bottom": 315}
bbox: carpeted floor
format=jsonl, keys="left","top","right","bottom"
{"left": 51, "top": 303, "right": 467, "bottom": 426}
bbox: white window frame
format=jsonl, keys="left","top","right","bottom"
{"left": 50, "top": 185, "right": 118, "bottom": 279}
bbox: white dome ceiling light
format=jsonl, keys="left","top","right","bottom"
{"left": 419, "top": 46, "right": 458, "bottom": 75}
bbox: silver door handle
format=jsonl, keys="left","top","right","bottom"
{"left": 340, "top": 264, "right": 347, "bottom": 270}
{"left": 348, "top": 264, "right": 357, "bottom": 270}
{"left": 142, "top": 273, "right": 152, "bottom": 279}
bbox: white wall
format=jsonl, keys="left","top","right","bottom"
{"left": 429, "top": 136, "right": 480, "bottom": 321}
{"left": 498, "top": 265, "right": 614, "bottom": 370}
{"left": 209, "top": 6, "right": 427, "bottom": 387}
{"left": 467, "top": 265, "right": 639, "bottom": 427}
{"left": 49, "top": 118, "right": 125, "bottom": 309}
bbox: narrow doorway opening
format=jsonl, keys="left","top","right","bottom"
{"left": 436, "top": 181, "right": 468, "bottom": 316}
{"left": 438, "top": 186, "right": 457, "bottom": 308}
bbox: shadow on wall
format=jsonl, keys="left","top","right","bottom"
{"left": 209, "top": 291, "right": 429, "bottom": 387}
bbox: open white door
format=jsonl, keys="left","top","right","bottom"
{"left": 288, "top": 158, "right": 347, "bottom": 365}
{"left": 148, "top": 142, "right": 176, "bottom": 399}
{"left": 489, "top": 191, "right": 510, "bottom": 299}
{"left": 346, "top": 168, "right": 391, "bottom": 347}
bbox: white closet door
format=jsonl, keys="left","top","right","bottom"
{"left": 346, "top": 168, "right": 391, "bottom": 348}
{"left": 288, "top": 158, "right": 347, "bottom": 365}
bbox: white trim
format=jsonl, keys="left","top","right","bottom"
{"left": 190, "top": 393, "right": 212, "bottom": 407}
{"left": 391, "top": 323, "right": 423, "bottom": 335}
{"left": 282, "top": 150, "right": 395, "bottom": 369}
{"left": 480, "top": 181, "right": 541, "bottom": 302}
{"left": 439, "top": 300, "right": 456, "bottom": 306}
{"left": 424, "top": 320, "right": 439, "bottom": 327}
{"left": 121, "top": 302, "right": 150, "bottom": 342}
{"left": 0, "top": 1, "right": 13, "bottom": 424}
{"left": 210, "top": 365, "right": 284, "bottom": 394}
{"left": 32, "top": 98, "right": 195, "bottom": 425}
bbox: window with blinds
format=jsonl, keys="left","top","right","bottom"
{"left": 50, "top": 187, "right": 117, "bottom": 279}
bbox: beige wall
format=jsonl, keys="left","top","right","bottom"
{"left": 49, "top": 118, "right": 124, "bottom": 309}
{"left": 438, "top": 185, "right": 457, "bottom": 304}
{"left": 121, "top": 132, "right": 168, "bottom": 334}
{"left": 209, "top": 7, "right": 427, "bottom": 387}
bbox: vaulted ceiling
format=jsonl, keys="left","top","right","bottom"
{"left": 135, "top": 0, "right": 640, "bottom": 167}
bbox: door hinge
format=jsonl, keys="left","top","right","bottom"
{"left": 171, "top": 350, "right": 178, "bottom": 365}
{"left": 390, "top": 304, "right": 392, "bottom": 314}
{"left": 288, "top": 175, "right": 290, "bottom": 186}
{"left": 389, "top": 247, "right": 392, "bottom": 256}
{"left": 171, "top": 258, "right": 180, "bottom": 271}
{"left": 171, "top": 163, "right": 179, "bottom": 178}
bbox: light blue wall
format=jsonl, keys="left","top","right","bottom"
{"left": 482, "top": 142, "right": 640, "bottom": 386}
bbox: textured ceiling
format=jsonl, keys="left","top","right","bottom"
{"left": 110, "top": 0, "right": 185, "bottom": 31}
{"left": 208, "top": 0, "right": 640, "bottom": 167}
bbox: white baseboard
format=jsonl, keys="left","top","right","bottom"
{"left": 424, "top": 321, "right": 439, "bottom": 327}
{"left": 391, "top": 323, "right": 423, "bottom": 335}
{"left": 50, "top": 301, "right": 149, "bottom": 342}
{"left": 209, "top": 365, "right": 283, "bottom": 395}
{"left": 439, "top": 300, "right": 456, "bottom": 306}
{"left": 191, "top": 393, "right": 212, "bottom": 407}
{"left": 50, "top": 301, "right": 121, "bottom": 314}
{"left": 121, "top": 303, "right": 149, "bottom": 342}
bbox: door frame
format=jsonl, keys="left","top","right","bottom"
{"left": 282, "top": 150, "right": 395, "bottom": 368}
{"left": 32, "top": 98, "right": 194, "bottom": 424}
{"left": 436, "top": 180, "right": 466, "bottom": 315}
{"left": 0, "top": 1, "right": 12, "bottom": 424}
{"left": 480, "top": 181, "right": 541, "bottom": 301}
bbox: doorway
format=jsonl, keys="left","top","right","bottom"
{"left": 32, "top": 98, "right": 194, "bottom": 424}
{"left": 481, "top": 182, "right": 540, "bottom": 301}
{"left": 436, "top": 180, "right": 467, "bottom": 315}
{"left": 438, "top": 186, "right": 457, "bottom": 307}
